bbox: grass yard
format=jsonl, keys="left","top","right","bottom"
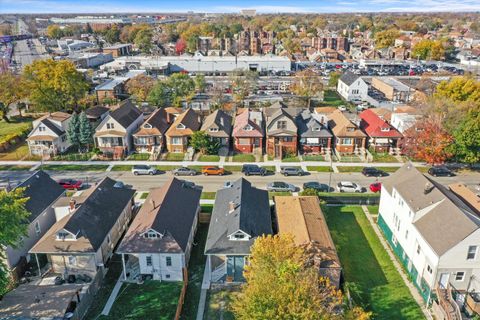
{"left": 180, "top": 223, "right": 209, "bottom": 319}
{"left": 370, "top": 151, "right": 399, "bottom": 163}
{"left": 52, "top": 150, "right": 94, "bottom": 161}
{"left": 415, "top": 166, "right": 429, "bottom": 173}
{"left": 198, "top": 155, "right": 220, "bottom": 162}
{"left": 0, "top": 118, "right": 32, "bottom": 141}
{"left": 223, "top": 165, "right": 242, "bottom": 172}
{"left": 0, "top": 144, "right": 30, "bottom": 160}
{"left": 99, "top": 281, "right": 182, "bottom": 320}
{"left": 306, "top": 166, "right": 333, "bottom": 172}
{"left": 322, "top": 206, "right": 424, "bottom": 320}
{"left": 165, "top": 153, "right": 185, "bottom": 161}
{"left": 0, "top": 165, "right": 32, "bottom": 171}
{"left": 127, "top": 153, "right": 150, "bottom": 161}
{"left": 261, "top": 165, "right": 276, "bottom": 172}
{"left": 201, "top": 192, "right": 216, "bottom": 199}
{"left": 367, "top": 205, "right": 379, "bottom": 215}
{"left": 231, "top": 153, "right": 255, "bottom": 162}
{"left": 140, "top": 192, "right": 149, "bottom": 199}
{"left": 205, "top": 287, "right": 240, "bottom": 320}
{"left": 339, "top": 155, "right": 363, "bottom": 162}
{"left": 321, "top": 90, "right": 344, "bottom": 107}
{"left": 303, "top": 154, "right": 326, "bottom": 161}
{"left": 111, "top": 165, "right": 132, "bottom": 171}
{"left": 268, "top": 191, "right": 292, "bottom": 199}
{"left": 337, "top": 166, "right": 400, "bottom": 173}
{"left": 39, "top": 164, "right": 109, "bottom": 171}
{"left": 156, "top": 165, "right": 180, "bottom": 172}
{"left": 201, "top": 204, "right": 214, "bottom": 214}
{"left": 282, "top": 156, "right": 300, "bottom": 162}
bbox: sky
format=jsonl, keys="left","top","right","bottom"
{"left": 1, "top": 0, "right": 480, "bottom": 13}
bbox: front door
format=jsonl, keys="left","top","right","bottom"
{"left": 439, "top": 273, "right": 449, "bottom": 288}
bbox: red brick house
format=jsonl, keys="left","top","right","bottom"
{"left": 359, "top": 109, "right": 403, "bottom": 154}
{"left": 232, "top": 109, "right": 264, "bottom": 154}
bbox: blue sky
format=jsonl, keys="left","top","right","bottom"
{"left": 1, "top": 0, "right": 480, "bottom": 13}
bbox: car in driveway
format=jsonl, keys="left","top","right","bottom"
{"left": 202, "top": 166, "right": 225, "bottom": 176}
{"left": 303, "top": 181, "right": 330, "bottom": 192}
{"left": 172, "top": 167, "right": 197, "bottom": 176}
{"left": 132, "top": 165, "right": 158, "bottom": 176}
{"left": 242, "top": 164, "right": 267, "bottom": 176}
{"left": 267, "top": 181, "right": 297, "bottom": 192}
{"left": 428, "top": 166, "right": 455, "bottom": 177}
{"left": 369, "top": 182, "right": 382, "bottom": 193}
{"left": 58, "top": 179, "right": 83, "bottom": 190}
{"left": 280, "top": 167, "right": 306, "bottom": 176}
{"left": 337, "top": 181, "right": 363, "bottom": 193}
{"left": 361, "top": 167, "right": 388, "bottom": 177}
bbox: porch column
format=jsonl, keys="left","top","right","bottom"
{"left": 35, "top": 253, "right": 41, "bottom": 277}
{"left": 121, "top": 253, "right": 127, "bottom": 281}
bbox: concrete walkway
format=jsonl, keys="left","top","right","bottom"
{"left": 361, "top": 206, "right": 433, "bottom": 320}
{"left": 101, "top": 276, "right": 123, "bottom": 315}
{"left": 196, "top": 259, "right": 212, "bottom": 320}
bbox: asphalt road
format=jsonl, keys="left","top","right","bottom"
{"left": 12, "top": 39, "right": 48, "bottom": 67}
{"left": 1, "top": 170, "right": 478, "bottom": 193}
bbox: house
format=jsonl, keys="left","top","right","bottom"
{"left": 117, "top": 178, "right": 201, "bottom": 281}
{"left": 264, "top": 103, "right": 298, "bottom": 159}
{"left": 274, "top": 196, "right": 341, "bottom": 288}
{"left": 200, "top": 109, "right": 233, "bottom": 148}
{"left": 232, "top": 108, "right": 264, "bottom": 154}
{"left": 30, "top": 177, "right": 135, "bottom": 277}
{"left": 359, "top": 109, "right": 403, "bottom": 154}
{"left": 94, "top": 100, "right": 143, "bottom": 159}
{"left": 132, "top": 108, "right": 172, "bottom": 155}
{"left": 102, "top": 43, "right": 132, "bottom": 57}
{"left": 337, "top": 71, "right": 369, "bottom": 101}
{"left": 165, "top": 108, "right": 202, "bottom": 153}
{"left": 205, "top": 178, "right": 272, "bottom": 283}
{"left": 390, "top": 106, "right": 422, "bottom": 133}
{"left": 3, "top": 171, "right": 65, "bottom": 280}
{"left": 371, "top": 77, "right": 414, "bottom": 103}
{"left": 27, "top": 112, "right": 72, "bottom": 157}
{"left": 85, "top": 106, "right": 109, "bottom": 125}
{"left": 296, "top": 109, "right": 333, "bottom": 155}
{"left": 378, "top": 163, "right": 480, "bottom": 314}
{"left": 327, "top": 110, "right": 366, "bottom": 154}
{"left": 95, "top": 78, "right": 125, "bottom": 103}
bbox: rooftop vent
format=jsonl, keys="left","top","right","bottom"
{"left": 424, "top": 182, "right": 434, "bottom": 194}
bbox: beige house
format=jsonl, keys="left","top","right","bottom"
{"left": 30, "top": 177, "right": 135, "bottom": 277}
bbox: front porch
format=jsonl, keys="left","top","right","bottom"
{"left": 368, "top": 137, "right": 401, "bottom": 155}
{"left": 206, "top": 255, "right": 246, "bottom": 285}
{"left": 267, "top": 136, "right": 298, "bottom": 159}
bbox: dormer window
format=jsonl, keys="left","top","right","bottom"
{"left": 347, "top": 127, "right": 355, "bottom": 132}
{"left": 144, "top": 230, "right": 162, "bottom": 239}
{"left": 143, "top": 123, "right": 152, "bottom": 129}
{"left": 381, "top": 127, "right": 391, "bottom": 132}
{"left": 177, "top": 123, "right": 186, "bottom": 129}
{"left": 243, "top": 124, "right": 253, "bottom": 131}
{"left": 312, "top": 127, "right": 321, "bottom": 131}
{"left": 56, "top": 230, "right": 75, "bottom": 241}
{"left": 209, "top": 127, "right": 219, "bottom": 132}
{"left": 106, "top": 123, "right": 114, "bottom": 129}
{"left": 228, "top": 230, "right": 250, "bottom": 241}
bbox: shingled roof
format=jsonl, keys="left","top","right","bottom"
{"left": 201, "top": 110, "right": 232, "bottom": 138}
{"left": 109, "top": 100, "right": 142, "bottom": 128}
{"left": 133, "top": 108, "right": 171, "bottom": 137}
{"left": 165, "top": 108, "right": 201, "bottom": 137}
{"left": 339, "top": 71, "right": 360, "bottom": 86}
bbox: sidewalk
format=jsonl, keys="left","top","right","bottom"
{"left": 101, "top": 276, "right": 123, "bottom": 316}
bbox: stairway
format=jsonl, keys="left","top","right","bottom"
{"left": 437, "top": 286, "right": 462, "bottom": 320}
{"left": 211, "top": 262, "right": 226, "bottom": 282}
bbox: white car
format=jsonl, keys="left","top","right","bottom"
{"left": 338, "top": 105, "right": 347, "bottom": 112}
{"left": 337, "top": 181, "right": 363, "bottom": 193}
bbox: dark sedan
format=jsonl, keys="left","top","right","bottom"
{"left": 428, "top": 166, "right": 455, "bottom": 177}
{"left": 361, "top": 167, "right": 388, "bottom": 177}
{"left": 303, "top": 182, "right": 330, "bottom": 192}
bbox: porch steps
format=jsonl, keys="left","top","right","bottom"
{"left": 211, "top": 262, "right": 226, "bottom": 283}
{"left": 101, "top": 276, "right": 123, "bottom": 315}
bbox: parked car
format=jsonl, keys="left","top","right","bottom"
{"left": 132, "top": 165, "right": 158, "bottom": 176}
{"left": 58, "top": 179, "right": 83, "bottom": 190}
{"left": 267, "top": 181, "right": 297, "bottom": 192}
{"left": 369, "top": 182, "right": 382, "bottom": 193}
{"left": 338, "top": 105, "right": 347, "bottom": 112}
{"left": 172, "top": 167, "right": 197, "bottom": 176}
{"left": 428, "top": 166, "right": 455, "bottom": 177}
{"left": 202, "top": 166, "right": 225, "bottom": 176}
{"left": 361, "top": 167, "right": 388, "bottom": 177}
{"left": 303, "top": 182, "right": 330, "bottom": 192}
{"left": 242, "top": 164, "right": 267, "bottom": 176}
{"left": 281, "top": 167, "right": 306, "bottom": 176}
{"left": 337, "top": 181, "right": 363, "bottom": 193}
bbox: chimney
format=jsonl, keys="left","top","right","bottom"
{"left": 229, "top": 201, "right": 236, "bottom": 213}
{"left": 424, "top": 182, "right": 433, "bottom": 194}
{"left": 69, "top": 199, "right": 76, "bottom": 211}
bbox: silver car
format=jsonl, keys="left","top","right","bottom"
{"left": 267, "top": 182, "right": 297, "bottom": 192}
{"left": 172, "top": 167, "right": 197, "bottom": 176}
{"left": 337, "top": 181, "right": 363, "bottom": 193}
{"left": 132, "top": 165, "right": 158, "bottom": 176}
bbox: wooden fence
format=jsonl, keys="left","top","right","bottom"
{"left": 174, "top": 268, "right": 189, "bottom": 320}
{"left": 70, "top": 268, "right": 104, "bottom": 320}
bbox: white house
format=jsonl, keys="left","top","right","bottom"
{"left": 117, "top": 178, "right": 201, "bottom": 282}
{"left": 336, "top": 71, "right": 369, "bottom": 102}
{"left": 378, "top": 163, "right": 480, "bottom": 316}
{"left": 26, "top": 112, "right": 72, "bottom": 156}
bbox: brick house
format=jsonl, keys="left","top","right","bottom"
{"left": 265, "top": 107, "right": 298, "bottom": 159}
{"left": 359, "top": 109, "right": 403, "bottom": 154}
{"left": 165, "top": 108, "right": 202, "bottom": 153}
{"left": 232, "top": 109, "right": 264, "bottom": 154}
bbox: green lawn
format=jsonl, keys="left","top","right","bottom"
{"left": 370, "top": 151, "right": 399, "bottom": 163}
{"left": 180, "top": 223, "right": 209, "bottom": 320}
{"left": 0, "top": 165, "right": 32, "bottom": 171}
{"left": 205, "top": 287, "right": 240, "bottom": 320}
{"left": 368, "top": 205, "right": 379, "bottom": 215}
{"left": 0, "top": 144, "right": 31, "bottom": 160}
{"left": 321, "top": 90, "right": 344, "bottom": 107}
{"left": 415, "top": 166, "right": 429, "bottom": 173}
{"left": 111, "top": 165, "right": 133, "bottom": 171}
{"left": 231, "top": 154, "right": 255, "bottom": 162}
{"left": 303, "top": 155, "right": 326, "bottom": 161}
{"left": 261, "top": 165, "right": 276, "bottom": 172}
{"left": 52, "top": 150, "right": 94, "bottom": 161}
{"left": 165, "top": 153, "right": 185, "bottom": 161}
{"left": 140, "top": 192, "right": 149, "bottom": 199}
{"left": 39, "top": 164, "right": 109, "bottom": 171}
{"left": 322, "top": 206, "right": 424, "bottom": 320}
{"left": 306, "top": 166, "right": 333, "bottom": 172}
{"left": 0, "top": 118, "right": 32, "bottom": 144}
{"left": 223, "top": 165, "right": 243, "bottom": 172}
{"left": 99, "top": 281, "right": 182, "bottom": 320}
{"left": 201, "top": 204, "right": 214, "bottom": 214}
{"left": 127, "top": 153, "right": 150, "bottom": 161}
{"left": 198, "top": 155, "right": 220, "bottom": 162}
{"left": 339, "top": 155, "right": 363, "bottom": 162}
{"left": 201, "top": 192, "right": 216, "bottom": 199}
{"left": 282, "top": 156, "right": 300, "bottom": 162}
{"left": 268, "top": 191, "right": 292, "bottom": 200}
{"left": 337, "top": 166, "right": 400, "bottom": 173}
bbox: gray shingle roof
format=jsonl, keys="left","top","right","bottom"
{"left": 205, "top": 178, "right": 272, "bottom": 255}
{"left": 339, "top": 71, "right": 360, "bottom": 86}
{"left": 201, "top": 110, "right": 233, "bottom": 138}
{"left": 296, "top": 110, "right": 333, "bottom": 138}
{"left": 110, "top": 100, "right": 142, "bottom": 128}
{"left": 41, "top": 119, "right": 65, "bottom": 136}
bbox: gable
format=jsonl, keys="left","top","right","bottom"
{"left": 96, "top": 116, "right": 126, "bottom": 133}
{"left": 29, "top": 123, "right": 60, "bottom": 138}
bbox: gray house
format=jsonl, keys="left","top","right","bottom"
{"left": 200, "top": 109, "right": 233, "bottom": 147}
{"left": 205, "top": 178, "right": 272, "bottom": 283}
{"left": 4, "top": 171, "right": 65, "bottom": 279}
{"left": 296, "top": 110, "right": 333, "bottom": 155}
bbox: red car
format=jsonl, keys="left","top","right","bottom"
{"left": 58, "top": 179, "right": 83, "bottom": 190}
{"left": 369, "top": 182, "right": 382, "bottom": 193}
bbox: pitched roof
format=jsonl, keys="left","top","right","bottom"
{"left": 41, "top": 119, "right": 65, "bottom": 136}
{"left": 86, "top": 106, "right": 109, "bottom": 119}
{"left": 266, "top": 108, "right": 297, "bottom": 136}
{"left": 30, "top": 177, "right": 135, "bottom": 254}
{"left": 339, "top": 71, "right": 360, "bottom": 86}
{"left": 327, "top": 110, "right": 366, "bottom": 138}
{"left": 118, "top": 178, "right": 201, "bottom": 254}
{"left": 15, "top": 171, "right": 64, "bottom": 223}
{"left": 201, "top": 110, "right": 233, "bottom": 138}
{"left": 232, "top": 109, "right": 264, "bottom": 138}
{"left": 448, "top": 183, "right": 480, "bottom": 216}
{"left": 37, "top": 112, "right": 71, "bottom": 123}
{"left": 109, "top": 100, "right": 142, "bottom": 128}
{"left": 359, "top": 109, "right": 403, "bottom": 138}
{"left": 296, "top": 110, "right": 333, "bottom": 138}
{"left": 133, "top": 108, "right": 171, "bottom": 137}
{"left": 165, "top": 108, "right": 201, "bottom": 137}
{"left": 205, "top": 178, "right": 272, "bottom": 255}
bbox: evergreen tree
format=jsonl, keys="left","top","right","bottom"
{"left": 66, "top": 112, "right": 81, "bottom": 152}
{"left": 78, "top": 112, "right": 93, "bottom": 151}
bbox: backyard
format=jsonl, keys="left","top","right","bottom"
{"left": 322, "top": 205, "right": 424, "bottom": 320}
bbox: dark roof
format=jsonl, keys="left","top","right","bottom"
{"left": 118, "top": 178, "right": 202, "bottom": 254}
{"left": 16, "top": 171, "right": 64, "bottom": 223}
{"left": 201, "top": 110, "right": 233, "bottom": 138}
{"left": 205, "top": 178, "right": 272, "bottom": 255}
{"left": 296, "top": 110, "right": 333, "bottom": 138}
{"left": 86, "top": 106, "right": 109, "bottom": 119}
{"left": 41, "top": 119, "right": 65, "bottom": 136}
{"left": 339, "top": 71, "right": 360, "bottom": 86}
{"left": 110, "top": 100, "right": 142, "bottom": 128}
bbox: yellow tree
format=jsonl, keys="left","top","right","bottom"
{"left": 0, "top": 72, "right": 27, "bottom": 122}
{"left": 412, "top": 39, "right": 445, "bottom": 61}
{"left": 435, "top": 76, "right": 480, "bottom": 103}
{"left": 125, "top": 74, "right": 156, "bottom": 102}
{"left": 46, "top": 25, "right": 63, "bottom": 39}
{"left": 290, "top": 69, "right": 324, "bottom": 108}
{"left": 374, "top": 29, "right": 400, "bottom": 49}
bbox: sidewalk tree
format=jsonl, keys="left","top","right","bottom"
{"left": 291, "top": 69, "right": 324, "bottom": 108}
{"left": 0, "top": 188, "right": 30, "bottom": 295}
{"left": 78, "top": 112, "right": 94, "bottom": 151}
{"left": 125, "top": 74, "right": 156, "bottom": 102}
{"left": 66, "top": 112, "right": 81, "bottom": 151}
{"left": 0, "top": 72, "right": 26, "bottom": 122}
{"left": 190, "top": 131, "right": 219, "bottom": 155}
{"left": 46, "top": 25, "right": 63, "bottom": 39}
{"left": 23, "top": 59, "right": 89, "bottom": 112}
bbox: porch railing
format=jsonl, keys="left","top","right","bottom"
{"left": 211, "top": 262, "right": 226, "bottom": 282}
{"left": 436, "top": 284, "right": 462, "bottom": 320}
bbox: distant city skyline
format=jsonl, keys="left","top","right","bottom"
{"left": 1, "top": 0, "right": 480, "bottom": 14}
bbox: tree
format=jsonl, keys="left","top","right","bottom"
{"left": 147, "top": 82, "right": 170, "bottom": 107}
{"left": 78, "top": 112, "right": 94, "bottom": 151}
{"left": 194, "top": 74, "right": 206, "bottom": 93}
{"left": 134, "top": 27, "right": 153, "bottom": 53}
{"left": 412, "top": 39, "right": 445, "bottom": 61}
{"left": 232, "top": 234, "right": 371, "bottom": 320}
{"left": 230, "top": 70, "right": 258, "bottom": 106}
{"left": 104, "top": 25, "right": 120, "bottom": 44}
{"left": 175, "top": 38, "right": 187, "bottom": 55}
{"left": 23, "top": 59, "right": 89, "bottom": 112}
{"left": 125, "top": 74, "right": 156, "bottom": 102}
{"left": 46, "top": 25, "right": 63, "bottom": 39}
{"left": 452, "top": 110, "right": 480, "bottom": 165}
{"left": 66, "top": 112, "right": 81, "bottom": 151}
{"left": 435, "top": 76, "right": 480, "bottom": 103}
{"left": 0, "top": 188, "right": 30, "bottom": 295}
{"left": 328, "top": 71, "right": 342, "bottom": 88}
{"left": 291, "top": 69, "right": 324, "bottom": 108}
{"left": 190, "top": 131, "right": 219, "bottom": 155}
{"left": 374, "top": 29, "right": 400, "bottom": 49}
{"left": 165, "top": 73, "right": 195, "bottom": 107}
{"left": 0, "top": 72, "right": 26, "bottom": 122}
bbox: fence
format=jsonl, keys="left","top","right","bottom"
{"left": 70, "top": 267, "right": 104, "bottom": 320}
{"left": 319, "top": 194, "right": 380, "bottom": 205}
{"left": 174, "top": 268, "right": 189, "bottom": 320}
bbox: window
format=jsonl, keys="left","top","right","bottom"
{"left": 34, "top": 221, "right": 41, "bottom": 236}
{"left": 209, "top": 127, "right": 219, "bottom": 132}
{"left": 38, "top": 126, "right": 46, "bottom": 132}
{"left": 341, "top": 138, "right": 353, "bottom": 145}
{"left": 312, "top": 127, "right": 321, "bottom": 131}
{"left": 61, "top": 136, "right": 66, "bottom": 142}
{"left": 171, "top": 137, "right": 183, "bottom": 145}
{"left": 427, "top": 265, "right": 432, "bottom": 274}
{"left": 165, "top": 274, "right": 171, "bottom": 279}
{"left": 146, "top": 256, "right": 152, "bottom": 266}
{"left": 455, "top": 272, "right": 465, "bottom": 281}
{"left": 277, "top": 121, "right": 287, "bottom": 129}
{"left": 243, "top": 124, "right": 253, "bottom": 131}
{"left": 234, "top": 234, "right": 244, "bottom": 239}
{"left": 417, "top": 244, "right": 421, "bottom": 254}
{"left": 467, "top": 246, "right": 477, "bottom": 260}
{"left": 176, "top": 123, "right": 185, "bottom": 129}
{"left": 68, "top": 256, "right": 77, "bottom": 266}
{"left": 380, "top": 127, "right": 391, "bottom": 132}
{"left": 145, "top": 230, "right": 160, "bottom": 239}
{"left": 347, "top": 127, "right": 355, "bottom": 132}
{"left": 106, "top": 123, "right": 114, "bottom": 129}
{"left": 238, "top": 138, "right": 251, "bottom": 145}
{"left": 392, "top": 235, "right": 397, "bottom": 246}
{"left": 166, "top": 256, "right": 172, "bottom": 266}
{"left": 405, "top": 229, "right": 409, "bottom": 240}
